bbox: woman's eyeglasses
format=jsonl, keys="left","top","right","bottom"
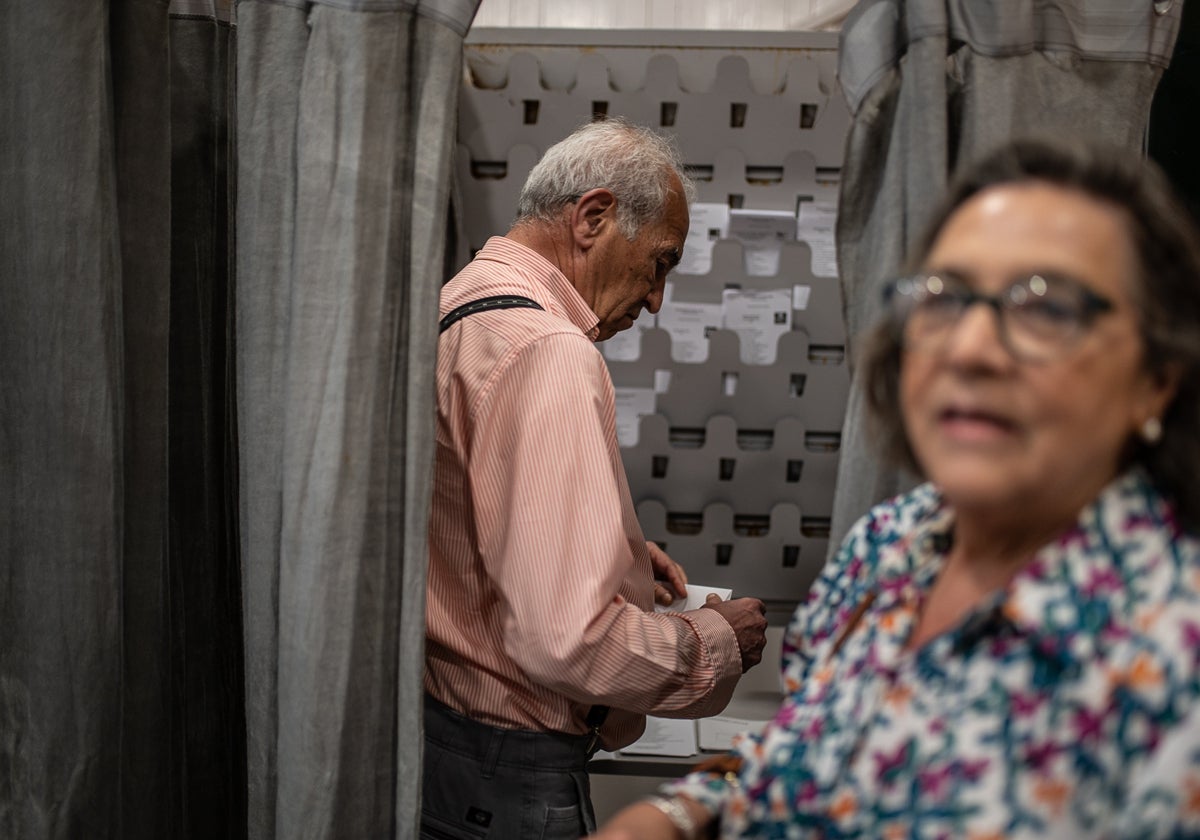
{"left": 883, "top": 272, "right": 1116, "bottom": 363}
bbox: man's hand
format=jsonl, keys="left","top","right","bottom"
{"left": 646, "top": 540, "right": 687, "bottom": 607}
{"left": 702, "top": 593, "right": 767, "bottom": 672}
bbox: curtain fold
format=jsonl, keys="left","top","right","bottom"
{"left": 1, "top": 3, "right": 130, "bottom": 835}
{"left": 829, "top": 0, "right": 1185, "bottom": 548}
{"left": 167, "top": 9, "right": 244, "bottom": 837}
{"left": 236, "top": 1, "right": 478, "bottom": 836}
{"left": 112, "top": 0, "right": 174, "bottom": 835}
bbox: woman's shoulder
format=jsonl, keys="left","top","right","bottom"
{"left": 841, "top": 482, "right": 946, "bottom": 554}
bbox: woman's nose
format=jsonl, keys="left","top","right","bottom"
{"left": 940, "top": 302, "right": 1014, "bottom": 369}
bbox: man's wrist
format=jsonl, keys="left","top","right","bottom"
{"left": 642, "top": 795, "right": 705, "bottom": 840}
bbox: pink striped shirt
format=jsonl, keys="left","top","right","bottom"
{"left": 425, "top": 236, "right": 742, "bottom": 749}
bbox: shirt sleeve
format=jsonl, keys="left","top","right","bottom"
{"left": 468, "top": 331, "right": 742, "bottom": 716}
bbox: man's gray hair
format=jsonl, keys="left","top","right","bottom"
{"left": 515, "top": 118, "right": 695, "bottom": 239}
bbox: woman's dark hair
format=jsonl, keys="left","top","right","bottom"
{"left": 860, "top": 136, "right": 1200, "bottom": 529}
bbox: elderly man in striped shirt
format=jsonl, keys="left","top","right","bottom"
{"left": 423, "top": 119, "right": 769, "bottom": 839}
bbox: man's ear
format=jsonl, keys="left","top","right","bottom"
{"left": 570, "top": 188, "right": 617, "bottom": 250}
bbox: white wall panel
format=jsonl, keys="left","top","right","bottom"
{"left": 471, "top": 0, "right": 854, "bottom": 30}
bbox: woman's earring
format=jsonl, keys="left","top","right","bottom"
{"left": 1141, "top": 417, "right": 1163, "bottom": 444}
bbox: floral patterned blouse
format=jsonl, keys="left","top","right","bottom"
{"left": 664, "top": 469, "right": 1200, "bottom": 838}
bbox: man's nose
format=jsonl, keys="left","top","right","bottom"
{"left": 646, "top": 279, "right": 666, "bottom": 314}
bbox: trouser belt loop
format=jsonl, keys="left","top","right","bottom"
{"left": 481, "top": 728, "right": 504, "bottom": 780}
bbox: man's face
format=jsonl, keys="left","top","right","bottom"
{"left": 589, "top": 180, "right": 689, "bottom": 341}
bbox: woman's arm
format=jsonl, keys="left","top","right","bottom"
{"left": 589, "top": 795, "right": 715, "bottom": 840}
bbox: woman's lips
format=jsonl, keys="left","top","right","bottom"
{"left": 937, "top": 406, "right": 1018, "bottom": 442}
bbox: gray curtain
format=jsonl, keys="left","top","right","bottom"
{"left": 1, "top": 0, "right": 476, "bottom": 836}
{"left": 2, "top": 0, "right": 241, "bottom": 836}
{"left": 829, "top": 0, "right": 1186, "bottom": 547}
{"left": 235, "top": 0, "right": 479, "bottom": 837}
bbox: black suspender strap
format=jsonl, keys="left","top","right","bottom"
{"left": 438, "top": 295, "right": 544, "bottom": 334}
{"left": 584, "top": 704, "right": 609, "bottom": 754}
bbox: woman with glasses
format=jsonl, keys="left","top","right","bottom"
{"left": 590, "top": 138, "right": 1200, "bottom": 839}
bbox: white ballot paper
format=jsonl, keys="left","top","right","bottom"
{"left": 654, "top": 584, "right": 733, "bottom": 614}
{"left": 722, "top": 288, "right": 792, "bottom": 365}
{"left": 797, "top": 198, "right": 839, "bottom": 277}
{"left": 727, "top": 208, "right": 796, "bottom": 277}
{"left": 620, "top": 717, "right": 698, "bottom": 757}
{"left": 677, "top": 202, "right": 730, "bottom": 276}
{"left": 613, "top": 386, "right": 656, "bottom": 448}
{"left": 697, "top": 714, "right": 773, "bottom": 752}
{"left": 656, "top": 300, "right": 723, "bottom": 363}
{"left": 602, "top": 315, "right": 655, "bottom": 362}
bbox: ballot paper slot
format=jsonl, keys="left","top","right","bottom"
{"left": 715, "top": 543, "right": 733, "bottom": 565}
{"left": 804, "top": 432, "right": 840, "bottom": 453}
{"left": 785, "top": 459, "right": 803, "bottom": 483}
{"left": 470, "top": 160, "right": 507, "bottom": 179}
{"left": 718, "top": 457, "right": 736, "bottom": 481}
{"left": 746, "top": 166, "right": 784, "bottom": 184}
{"left": 816, "top": 166, "right": 842, "bottom": 185}
{"left": 733, "top": 514, "right": 770, "bottom": 537}
{"left": 809, "top": 345, "right": 846, "bottom": 364}
{"left": 730, "top": 102, "right": 747, "bottom": 128}
{"left": 782, "top": 545, "right": 801, "bottom": 568}
{"left": 591, "top": 100, "right": 609, "bottom": 119}
{"left": 660, "top": 101, "right": 678, "bottom": 127}
{"left": 651, "top": 455, "right": 669, "bottom": 478}
{"left": 800, "top": 103, "right": 819, "bottom": 129}
{"left": 522, "top": 99, "right": 539, "bottom": 124}
{"left": 666, "top": 512, "right": 704, "bottom": 535}
{"left": 668, "top": 427, "right": 705, "bottom": 448}
{"left": 801, "top": 517, "right": 831, "bottom": 539}
{"left": 736, "top": 429, "right": 773, "bottom": 450}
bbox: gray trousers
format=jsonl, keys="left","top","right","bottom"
{"left": 421, "top": 696, "right": 598, "bottom": 839}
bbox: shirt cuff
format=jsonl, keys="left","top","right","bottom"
{"left": 679, "top": 604, "right": 745, "bottom": 683}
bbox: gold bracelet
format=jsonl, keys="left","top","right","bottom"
{"left": 643, "top": 795, "right": 701, "bottom": 840}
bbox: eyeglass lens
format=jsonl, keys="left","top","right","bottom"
{"left": 897, "top": 274, "right": 1103, "bottom": 362}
